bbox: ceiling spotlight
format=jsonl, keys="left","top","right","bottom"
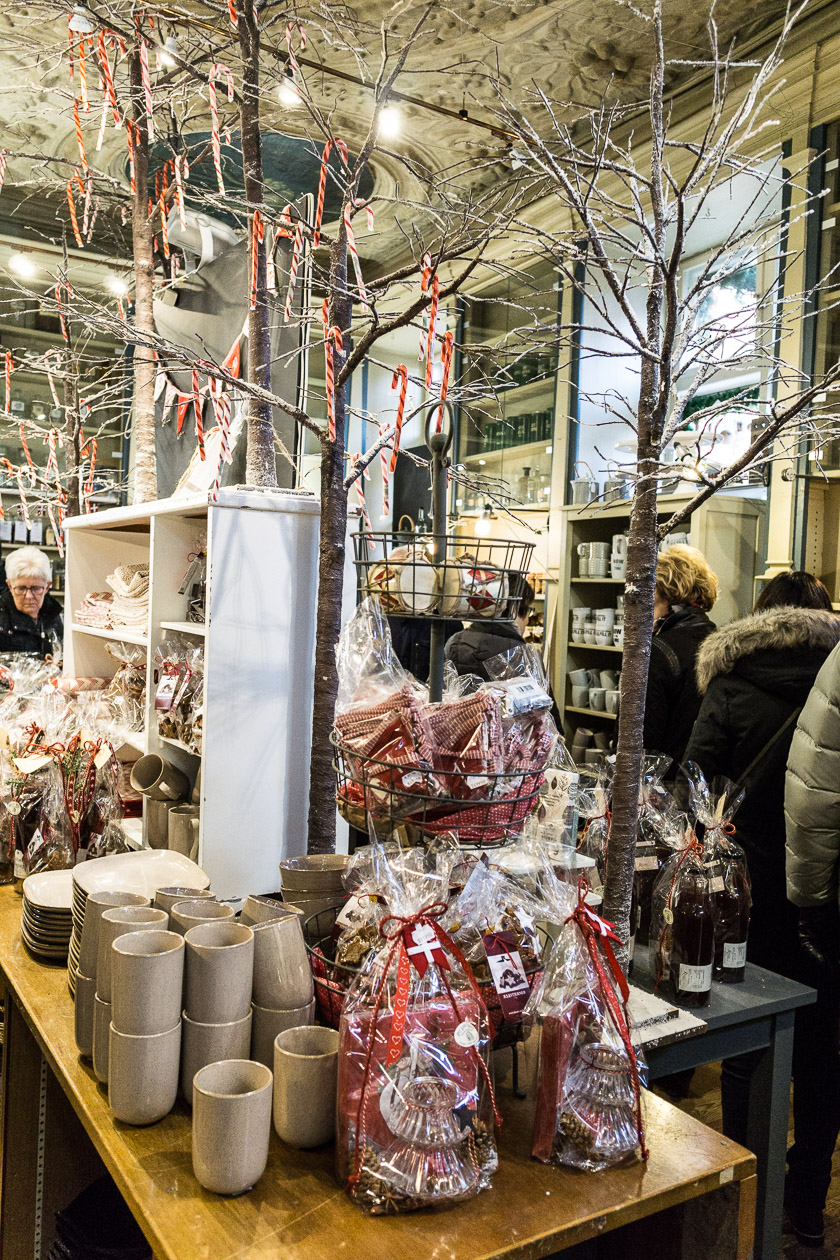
{"left": 68, "top": 5, "right": 93, "bottom": 33}
{"left": 378, "top": 105, "right": 401, "bottom": 138}
{"left": 106, "top": 275, "right": 129, "bottom": 296}
{"left": 8, "top": 253, "right": 37, "bottom": 279}
{"left": 157, "top": 36, "right": 179, "bottom": 70}
{"left": 277, "top": 67, "right": 301, "bottom": 107}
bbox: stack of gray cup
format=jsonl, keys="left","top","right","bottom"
{"left": 244, "top": 899, "right": 316, "bottom": 1069}
{"left": 74, "top": 891, "right": 150, "bottom": 1064}
{"left": 181, "top": 918, "right": 255, "bottom": 1103}
{"left": 94, "top": 903, "right": 168, "bottom": 1085}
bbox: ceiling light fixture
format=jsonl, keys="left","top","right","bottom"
{"left": 277, "top": 67, "right": 301, "bottom": 107}
{"left": 8, "top": 253, "right": 37, "bottom": 279}
{"left": 157, "top": 36, "right": 179, "bottom": 70}
{"left": 378, "top": 105, "right": 401, "bottom": 138}
{"left": 68, "top": 4, "right": 93, "bottom": 33}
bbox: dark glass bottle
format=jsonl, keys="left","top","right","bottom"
{"left": 713, "top": 865, "right": 750, "bottom": 983}
{"left": 671, "top": 870, "right": 714, "bottom": 1007}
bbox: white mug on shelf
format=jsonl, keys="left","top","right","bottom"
{"left": 569, "top": 668, "right": 590, "bottom": 687}
{"left": 610, "top": 555, "right": 627, "bottom": 580}
{"left": 614, "top": 624, "right": 624, "bottom": 648}
{"left": 589, "top": 559, "right": 609, "bottom": 578}
{"left": 612, "top": 534, "right": 628, "bottom": 558}
{"left": 590, "top": 542, "right": 610, "bottom": 560}
{"left": 588, "top": 687, "right": 607, "bottom": 711}
{"left": 595, "top": 608, "right": 615, "bottom": 632}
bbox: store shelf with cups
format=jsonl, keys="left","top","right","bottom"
{"left": 64, "top": 489, "right": 322, "bottom": 900}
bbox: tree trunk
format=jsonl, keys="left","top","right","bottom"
{"left": 129, "top": 52, "right": 157, "bottom": 504}
{"left": 238, "top": 3, "right": 277, "bottom": 487}
{"left": 307, "top": 234, "right": 351, "bottom": 855}
{"left": 62, "top": 370, "right": 82, "bottom": 519}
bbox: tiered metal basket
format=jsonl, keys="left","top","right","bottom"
{"left": 353, "top": 533, "right": 535, "bottom": 622}
{"left": 305, "top": 905, "right": 543, "bottom": 1049}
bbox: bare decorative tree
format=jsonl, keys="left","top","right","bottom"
{"left": 494, "top": 0, "right": 840, "bottom": 954}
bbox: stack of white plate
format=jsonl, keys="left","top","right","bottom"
{"left": 21, "top": 869, "right": 74, "bottom": 961}
{"left": 68, "top": 850, "right": 210, "bottom": 995}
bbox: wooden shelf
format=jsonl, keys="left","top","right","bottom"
{"left": 568, "top": 641, "right": 623, "bottom": 653}
{"left": 565, "top": 705, "right": 618, "bottom": 720}
{"left": 462, "top": 439, "right": 553, "bottom": 466}
{"left": 69, "top": 623, "right": 147, "bottom": 647}
{"left": 571, "top": 577, "right": 625, "bottom": 584}
{"left": 159, "top": 620, "right": 207, "bottom": 637}
{"left": 159, "top": 734, "right": 200, "bottom": 756}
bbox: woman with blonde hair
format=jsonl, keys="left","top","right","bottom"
{"left": 643, "top": 544, "right": 718, "bottom": 763}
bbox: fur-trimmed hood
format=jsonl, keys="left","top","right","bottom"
{"left": 696, "top": 606, "right": 840, "bottom": 694}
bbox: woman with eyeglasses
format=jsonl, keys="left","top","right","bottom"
{"left": 0, "top": 546, "right": 63, "bottom": 659}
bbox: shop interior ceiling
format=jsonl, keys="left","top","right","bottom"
{"left": 0, "top": 0, "right": 815, "bottom": 297}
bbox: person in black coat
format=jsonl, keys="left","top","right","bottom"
{"left": 643, "top": 544, "right": 718, "bottom": 763}
{"left": 0, "top": 546, "right": 63, "bottom": 659}
{"left": 388, "top": 615, "right": 463, "bottom": 684}
{"left": 444, "top": 579, "right": 536, "bottom": 681}
{"left": 683, "top": 571, "right": 840, "bottom": 1234}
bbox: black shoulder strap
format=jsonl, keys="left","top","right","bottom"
{"left": 735, "top": 706, "right": 803, "bottom": 790}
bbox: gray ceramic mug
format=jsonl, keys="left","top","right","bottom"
{"left": 97, "top": 905, "right": 168, "bottom": 1003}
{"left": 111, "top": 929, "right": 185, "bottom": 1036}
{"left": 180, "top": 1008, "right": 253, "bottom": 1103}
{"left": 193, "top": 1059, "right": 273, "bottom": 1195}
{"left": 184, "top": 920, "right": 254, "bottom": 1024}
{"left": 272, "top": 1025, "right": 340, "bottom": 1147}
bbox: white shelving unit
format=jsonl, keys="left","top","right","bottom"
{"left": 63, "top": 489, "right": 321, "bottom": 900}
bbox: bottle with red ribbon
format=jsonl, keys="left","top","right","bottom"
{"left": 526, "top": 876, "right": 649, "bottom": 1170}
{"left": 337, "top": 846, "right": 499, "bottom": 1214}
{"left": 651, "top": 826, "right": 715, "bottom": 1006}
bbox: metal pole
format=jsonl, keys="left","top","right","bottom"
{"left": 426, "top": 409, "right": 453, "bottom": 704}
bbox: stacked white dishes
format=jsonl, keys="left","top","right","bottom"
{"left": 21, "top": 869, "right": 74, "bottom": 960}
{"left": 68, "top": 850, "right": 210, "bottom": 995}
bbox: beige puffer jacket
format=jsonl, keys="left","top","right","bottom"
{"left": 786, "top": 640, "right": 840, "bottom": 906}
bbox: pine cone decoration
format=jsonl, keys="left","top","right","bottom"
{"left": 560, "top": 1110, "right": 594, "bottom": 1150}
{"left": 472, "top": 1119, "right": 496, "bottom": 1169}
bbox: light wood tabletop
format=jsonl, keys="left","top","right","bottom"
{"left": 0, "top": 886, "right": 755, "bottom": 1260}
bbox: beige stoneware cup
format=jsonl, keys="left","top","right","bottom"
{"left": 171, "top": 899, "right": 234, "bottom": 936}
{"left": 239, "top": 895, "right": 300, "bottom": 926}
{"left": 184, "top": 921, "right": 254, "bottom": 1024}
{"left": 97, "top": 905, "right": 168, "bottom": 1002}
{"left": 180, "top": 1008, "right": 253, "bottom": 1103}
{"left": 250, "top": 997, "right": 315, "bottom": 1070}
{"left": 111, "top": 929, "right": 185, "bottom": 1036}
{"left": 273, "top": 1025, "right": 339, "bottom": 1148}
{"left": 79, "top": 890, "right": 150, "bottom": 980}
{"left": 192, "top": 1059, "right": 273, "bottom": 1196}
{"left": 251, "top": 912, "right": 313, "bottom": 1010}
{"left": 93, "top": 994, "right": 111, "bottom": 1084}
{"left": 154, "top": 886, "right": 214, "bottom": 916}
{"left": 74, "top": 971, "right": 96, "bottom": 1059}
{"left": 109, "top": 1021, "right": 181, "bottom": 1125}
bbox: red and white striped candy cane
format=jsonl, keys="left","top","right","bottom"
{"left": 45, "top": 429, "right": 59, "bottom": 484}
{"left": 72, "top": 98, "right": 87, "bottom": 171}
{"left": 322, "top": 298, "right": 343, "bottom": 443}
{"left": 192, "top": 367, "right": 205, "bottom": 460}
{"left": 82, "top": 437, "right": 97, "bottom": 510}
{"left": 138, "top": 40, "right": 154, "bottom": 140}
{"left": 350, "top": 453, "right": 374, "bottom": 541}
{"left": 353, "top": 197, "right": 374, "bottom": 232}
{"left": 19, "top": 425, "right": 36, "bottom": 486}
{"left": 343, "top": 206, "right": 368, "bottom": 309}
{"left": 48, "top": 502, "right": 64, "bottom": 557}
{"left": 285, "top": 21, "right": 306, "bottom": 78}
{"left": 424, "top": 273, "right": 439, "bottom": 388}
{"left": 0, "top": 151, "right": 7, "bottom": 194}
{"left": 276, "top": 205, "right": 292, "bottom": 239}
{"left": 379, "top": 425, "right": 392, "bottom": 517}
{"left": 227, "top": 0, "right": 237, "bottom": 25}
{"left": 78, "top": 38, "right": 89, "bottom": 111}
{"left": 389, "top": 363, "right": 407, "bottom": 473}
{"left": 283, "top": 221, "right": 304, "bottom": 321}
{"left": 313, "top": 138, "right": 348, "bottom": 248}
{"left": 81, "top": 178, "right": 92, "bottom": 236}
{"left": 86, "top": 194, "right": 100, "bottom": 243}
{"left": 210, "top": 378, "right": 232, "bottom": 501}
{"left": 67, "top": 19, "right": 74, "bottom": 80}
{"left": 4, "top": 352, "right": 12, "bottom": 413}
{"left": 208, "top": 64, "right": 234, "bottom": 196}
{"left": 97, "top": 33, "right": 120, "bottom": 126}
{"left": 159, "top": 188, "right": 169, "bottom": 257}
{"left": 436, "top": 330, "right": 455, "bottom": 432}
{"left": 44, "top": 352, "right": 61, "bottom": 409}
{"left": 250, "top": 210, "right": 264, "bottom": 311}
{"left": 66, "top": 180, "right": 83, "bottom": 247}
{"left": 15, "top": 471, "right": 31, "bottom": 528}
{"left": 126, "top": 120, "right": 135, "bottom": 193}
{"left": 55, "top": 282, "right": 69, "bottom": 342}
{"left": 173, "top": 154, "right": 186, "bottom": 230}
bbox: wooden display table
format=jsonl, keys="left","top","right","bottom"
{"left": 0, "top": 888, "right": 756, "bottom": 1259}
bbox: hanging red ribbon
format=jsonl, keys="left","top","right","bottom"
{"left": 389, "top": 363, "right": 408, "bottom": 473}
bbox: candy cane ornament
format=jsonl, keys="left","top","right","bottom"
{"left": 78, "top": 38, "right": 89, "bottom": 111}
{"left": 343, "top": 207, "right": 368, "bottom": 309}
{"left": 173, "top": 154, "right": 187, "bottom": 230}
{"left": 424, "top": 273, "right": 440, "bottom": 388}
{"left": 227, "top": 0, "right": 237, "bottom": 25}
{"left": 126, "top": 121, "right": 135, "bottom": 194}
{"left": 379, "top": 425, "right": 392, "bottom": 517}
{"left": 0, "top": 151, "right": 7, "bottom": 195}
{"left": 208, "top": 64, "right": 234, "bottom": 196}
{"left": 72, "top": 98, "right": 87, "bottom": 172}
{"left": 19, "top": 425, "right": 36, "bottom": 486}
{"left": 389, "top": 363, "right": 408, "bottom": 473}
{"left": 283, "top": 222, "right": 304, "bottom": 321}
{"left": 322, "top": 299, "right": 343, "bottom": 443}
{"left": 66, "top": 181, "right": 83, "bottom": 247}
{"left": 313, "top": 138, "right": 348, "bottom": 248}
{"left": 285, "top": 22, "right": 307, "bottom": 79}
{"left": 192, "top": 368, "right": 205, "bottom": 460}
{"left": 4, "top": 352, "right": 12, "bottom": 413}
{"left": 436, "top": 331, "right": 455, "bottom": 432}
{"left": 250, "top": 211, "right": 264, "bottom": 311}
{"left": 138, "top": 40, "right": 154, "bottom": 140}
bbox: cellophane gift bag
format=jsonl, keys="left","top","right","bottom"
{"left": 338, "top": 845, "right": 499, "bottom": 1214}
{"left": 650, "top": 823, "right": 716, "bottom": 1006}
{"left": 684, "top": 763, "right": 751, "bottom": 982}
{"left": 527, "top": 874, "right": 648, "bottom": 1171}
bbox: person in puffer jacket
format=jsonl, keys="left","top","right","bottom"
{"left": 786, "top": 615, "right": 840, "bottom": 1248}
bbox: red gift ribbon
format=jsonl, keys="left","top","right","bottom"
{"left": 565, "top": 878, "right": 649, "bottom": 1161}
